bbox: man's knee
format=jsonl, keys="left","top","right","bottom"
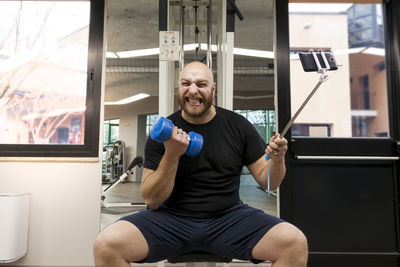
{"left": 252, "top": 222, "right": 308, "bottom": 262}
{"left": 93, "top": 231, "right": 118, "bottom": 260}
{"left": 290, "top": 227, "right": 308, "bottom": 259}
{"left": 93, "top": 221, "right": 150, "bottom": 265}
{"left": 280, "top": 224, "right": 308, "bottom": 265}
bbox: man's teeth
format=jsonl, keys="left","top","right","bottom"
{"left": 186, "top": 98, "right": 202, "bottom": 104}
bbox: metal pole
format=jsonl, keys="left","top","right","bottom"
{"left": 207, "top": 0, "right": 212, "bottom": 69}
{"left": 194, "top": 0, "right": 199, "bottom": 60}
{"left": 280, "top": 75, "right": 327, "bottom": 137}
{"left": 179, "top": 0, "right": 185, "bottom": 71}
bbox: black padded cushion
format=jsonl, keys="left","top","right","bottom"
{"left": 168, "top": 251, "right": 232, "bottom": 263}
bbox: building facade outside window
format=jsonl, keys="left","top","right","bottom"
{"left": 289, "top": 3, "right": 389, "bottom": 138}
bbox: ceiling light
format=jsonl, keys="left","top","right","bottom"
{"left": 116, "top": 48, "right": 160, "bottom": 58}
{"left": 106, "top": 52, "right": 118, "bottom": 58}
{"left": 183, "top": 43, "right": 198, "bottom": 51}
{"left": 104, "top": 93, "right": 150, "bottom": 105}
{"left": 115, "top": 44, "right": 273, "bottom": 59}
{"left": 233, "top": 48, "right": 274, "bottom": 58}
{"left": 199, "top": 43, "right": 218, "bottom": 52}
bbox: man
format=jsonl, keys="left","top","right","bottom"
{"left": 94, "top": 62, "right": 308, "bottom": 267}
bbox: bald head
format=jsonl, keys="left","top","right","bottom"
{"left": 179, "top": 61, "right": 214, "bottom": 84}
{"left": 177, "top": 61, "right": 216, "bottom": 124}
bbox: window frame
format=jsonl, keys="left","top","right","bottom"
{"left": 0, "top": 0, "right": 105, "bottom": 158}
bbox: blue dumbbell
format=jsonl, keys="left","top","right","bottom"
{"left": 150, "top": 117, "right": 203, "bottom": 157}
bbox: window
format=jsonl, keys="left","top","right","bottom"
{"left": 360, "top": 75, "right": 370, "bottom": 109}
{"left": 289, "top": 2, "right": 389, "bottom": 138}
{"left": 235, "top": 110, "right": 276, "bottom": 142}
{"left": 146, "top": 114, "right": 159, "bottom": 139}
{"left": 0, "top": 0, "right": 104, "bottom": 157}
{"left": 103, "top": 119, "right": 119, "bottom": 145}
{"left": 292, "top": 124, "right": 331, "bottom": 137}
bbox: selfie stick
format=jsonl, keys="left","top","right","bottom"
{"left": 279, "top": 49, "right": 330, "bottom": 138}
{"left": 265, "top": 50, "right": 331, "bottom": 197}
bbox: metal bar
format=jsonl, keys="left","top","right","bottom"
{"left": 206, "top": 0, "right": 212, "bottom": 69}
{"left": 194, "top": 1, "right": 199, "bottom": 60}
{"left": 227, "top": 0, "right": 243, "bottom": 20}
{"left": 280, "top": 78, "right": 326, "bottom": 137}
{"left": 311, "top": 50, "right": 322, "bottom": 71}
{"left": 320, "top": 51, "right": 331, "bottom": 70}
{"left": 179, "top": 0, "right": 185, "bottom": 71}
{"left": 295, "top": 156, "right": 400, "bottom": 160}
{"left": 159, "top": 0, "right": 168, "bottom": 31}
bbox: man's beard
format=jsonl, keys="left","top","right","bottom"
{"left": 178, "top": 91, "right": 213, "bottom": 117}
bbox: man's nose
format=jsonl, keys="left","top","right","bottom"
{"left": 188, "top": 83, "right": 199, "bottom": 94}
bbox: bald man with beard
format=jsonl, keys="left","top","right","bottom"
{"left": 94, "top": 62, "right": 308, "bottom": 267}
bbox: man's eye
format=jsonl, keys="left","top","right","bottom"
{"left": 198, "top": 83, "right": 207, "bottom": 87}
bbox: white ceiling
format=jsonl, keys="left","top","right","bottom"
{"left": 105, "top": 0, "right": 275, "bottom": 103}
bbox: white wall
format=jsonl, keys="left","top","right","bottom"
{"left": 0, "top": 4, "right": 107, "bottom": 266}
{"left": 0, "top": 161, "right": 102, "bottom": 267}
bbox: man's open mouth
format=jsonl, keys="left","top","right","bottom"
{"left": 185, "top": 97, "right": 203, "bottom": 106}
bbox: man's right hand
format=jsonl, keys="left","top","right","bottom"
{"left": 163, "top": 126, "right": 190, "bottom": 159}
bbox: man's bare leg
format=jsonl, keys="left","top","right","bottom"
{"left": 251, "top": 222, "right": 308, "bottom": 267}
{"left": 94, "top": 220, "right": 149, "bottom": 267}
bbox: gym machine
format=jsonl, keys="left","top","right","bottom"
{"left": 101, "top": 156, "right": 145, "bottom": 208}
{"left": 102, "top": 140, "right": 126, "bottom": 184}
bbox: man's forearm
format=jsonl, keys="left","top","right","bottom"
{"left": 141, "top": 154, "right": 180, "bottom": 209}
{"left": 267, "top": 157, "right": 286, "bottom": 190}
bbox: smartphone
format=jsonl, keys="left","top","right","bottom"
{"left": 299, "top": 51, "right": 338, "bottom": 72}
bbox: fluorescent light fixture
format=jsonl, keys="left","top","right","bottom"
{"left": 199, "top": 43, "right": 218, "bottom": 52}
{"left": 104, "top": 93, "right": 150, "bottom": 105}
{"left": 106, "top": 52, "right": 118, "bottom": 58}
{"left": 115, "top": 43, "right": 272, "bottom": 59}
{"left": 183, "top": 43, "right": 218, "bottom": 52}
{"left": 362, "top": 47, "right": 385, "bottom": 56}
{"left": 183, "top": 43, "right": 198, "bottom": 51}
{"left": 117, "top": 48, "right": 160, "bottom": 58}
{"left": 233, "top": 47, "right": 274, "bottom": 58}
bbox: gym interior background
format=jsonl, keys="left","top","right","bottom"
{"left": 0, "top": 0, "right": 399, "bottom": 266}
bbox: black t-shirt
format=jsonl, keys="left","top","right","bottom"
{"left": 144, "top": 106, "right": 266, "bottom": 212}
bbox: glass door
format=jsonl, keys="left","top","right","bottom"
{"left": 276, "top": 1, "right": 400, "bottom": 265}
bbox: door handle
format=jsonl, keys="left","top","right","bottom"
{"left": 295, "top": 156, "right": 399, "bottom": 160}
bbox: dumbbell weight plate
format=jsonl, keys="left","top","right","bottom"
{"left": 186, "top": 132, "right": 203, "bottom": 157}
{"left": 150, "top": 117, "right": 173, "bottom": 143}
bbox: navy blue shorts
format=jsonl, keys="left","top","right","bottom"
{"left": 119, "top": 203, "right": 284, "bottom": 263}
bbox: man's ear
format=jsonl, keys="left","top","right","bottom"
{"left": 212, "top": 82, "right": 216, "bottom": 97}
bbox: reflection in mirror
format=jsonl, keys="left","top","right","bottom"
{"left": 101, "top": 0, "right": 159, "bottom": 229}
{"left": 101, "top": 0, "right": 277, "bottom": 229}
{"left": 289, "top": 2, "right": 389, "bottom": 138}
{"left": 234, "top": 0, "right": 277, "bottom": 217}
